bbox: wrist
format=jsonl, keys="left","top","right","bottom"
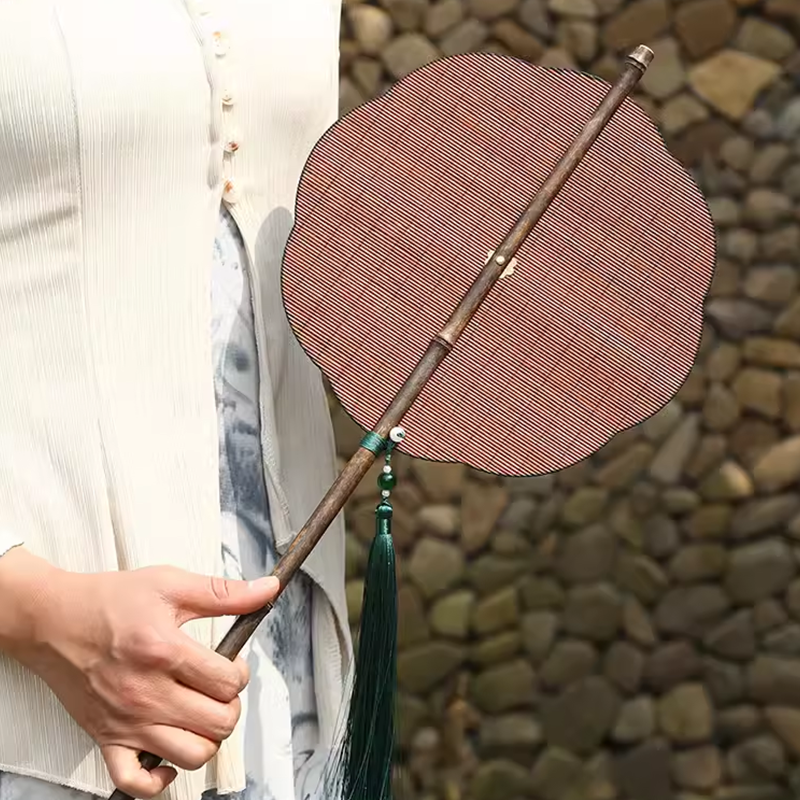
{"left": 0, "top": 547, "right": 65, "bottom": 659}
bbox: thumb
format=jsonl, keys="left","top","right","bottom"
{"left": 162, "top": 571, "right": 280, "bottom": 622}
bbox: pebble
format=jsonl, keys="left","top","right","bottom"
{"left": 408, "top": 537, "right": 466, "bottom": 598}
{"left": 704, "top": 610, "right": 757, "bottom": 661}
{"left": 640, "top": 37, "right": 685, "bottom": 100}
{"left": 654, "top": 584, "right": 730, "bottom": 638}
{"left": 613, "top": 696, "right": 656, "bottom": 743}
{"left": 397, "top": 641, "right": 466, "bottom": 693}
{"left": 470, "top": 659, "right": 536, "bottom": 713}
{"left": 429, "top": 589, "right": 476, "bottom": 638}
{"left": 645, "top": 640, "right": 702, "bottom": 692}
{"left": 672, "top": 745, "right": 723, "bottom": 791}
{"left": 604, "top": 640, "right": 645, "bottom": 693}
{"left": 744, "top": 265, "right": 799, "bottom": 306}
{"left": 541, "top": 676, "right": 622, "bottom": 754}
{"left": 735, "top": 17, "right": 796, "bottom": 61}
{"left": 732, "top": 368, "right": 782, "bottom": 417}
{"left": 348, "top": 4, "right": 394, "bottom": 54}
{"left": 743, "top": 189, "right": 794, "bottom": 230}
{"left": 766, "top": 707, "right": 800, "bottom": 758}
{"left": 540, "top": 639, "right": 599, "bottom": 688}
{"left": 675, "top": 0, "right": 738, "bottom": 59}
{"left": 752, "top": 436, "right": 800, "bottom": 491}
{"left": 706, "top": 299, "right": 773, "bottom": 340}
{"left": 777, "top": 97, "right": 800, "bottom": 141}
{"left": 732, "top": 495, "right": 800, "bottom": 539}
{"left": 658, "top": 683, "right": 714, "bottom": 744}
{"left": 726, "top": 735, "right": 786, "bottom": 784}
{"left": 725, "top": 540, "right": 796, "bottom": 604}
{"left": 423, "top": 0, "right": 464, "bottom": 35}
{"left": 660, "top": 93, "right": 710, "bottom": 135}
{"left": 688, "top": 51, "right": 782, "bottom": 120}
{"left": 520, "top": 611, "right": 558, "bottom": 663}
{"left": 649, "top": 414, "right": 701, "bottom": 484}
{"left": 601, "top": 0, "right": 669, "bottom": 51}
{"left": 479, "top": 714, "right": 543, "bottom": 754}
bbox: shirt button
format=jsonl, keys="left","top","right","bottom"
{"left": 212, "top": 31, "right": 230, "bottom": 56}
{"left": 224, "top": 138, "right": 240, "bottom": 154}
{"left": 221, "top": 90, "right": 234, "bottom": 107}
{"left": 223, "top": 179, "right": 239, "bottom": 203}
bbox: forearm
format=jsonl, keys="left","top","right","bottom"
{"left": 0, "top": 546, "right": 62, "bottom": 658}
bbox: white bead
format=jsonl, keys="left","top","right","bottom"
{"left": 383, "top": 465, "right": 392, "bottom": 474}
{"left": 389, "top": 426, "right": 406, "bottom": 443}
{"left": 381, "top": 490, "right": 391, "bottom": 498}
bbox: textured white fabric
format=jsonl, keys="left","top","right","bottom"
{"left": 0, "top": 207, "right": 322, "bottom": 800}
{"left": 0, "top": 1, "right": 351, "bottom": 799}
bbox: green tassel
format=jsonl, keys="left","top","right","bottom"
{"left": 339, "top": 497, "right": 397, "bottom": 800}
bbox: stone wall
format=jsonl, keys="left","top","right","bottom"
{"left": 331, "top": 1, "right": 800, "bottom": 799}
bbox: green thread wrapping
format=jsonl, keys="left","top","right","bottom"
{"left": 360, "top": 432, "right": 387, "bottom": 454}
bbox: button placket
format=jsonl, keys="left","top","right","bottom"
{"left": 196, "top": 2, "right": 241, "bottom": 202}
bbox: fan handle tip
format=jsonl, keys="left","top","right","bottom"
{"left": 627, "top": 45, "right": 655, "bottom": 71}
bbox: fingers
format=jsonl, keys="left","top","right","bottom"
{"left": 169, "top": 633, "right": 249, "bottom": 702}
{"left": 103, "top": 745, "right": 177, "bottom": 799}
{"left": 139, "top": 723, "right": 222, "bottom": 771}
{"left": 155, "top": 683, "right": 242, "bottom": 742}
{"left": 159, "top": 569, "right": 280, "bottom": 623}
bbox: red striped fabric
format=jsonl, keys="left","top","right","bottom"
{"left": 282, "top": 52, "right": 715, "bottom": 477}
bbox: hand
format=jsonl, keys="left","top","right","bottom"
{"left": 0, "top": 548, "right": 279, "bottom": 799}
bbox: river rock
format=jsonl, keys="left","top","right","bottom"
{"left": 520, "top": 611, "right": 558, "bottom": 663}
{"left": 669, "top": 544, "right": 728, "bottom": 583}
{"left": 471, "top": 659, "right": 536, "bottom": 713}
{"left": 645, "top": 640, "right": 702, "bottom": 691}
{"left": 658, "top": 683, "right": 714, "bottom": 744}
{"left": 381, "top": 32, "right": 439, "bottom": 79}
{"left": 748, "top": 656, "right": 800, "bottom": 706}
{"left": 479, "top": 713, "right": 543, "bottom": 756}
{"left": 470, "top": 759, "right": 535, "bottom": 800}
{"left": 540, "top": 639, "right": 599, "bottom": 689}
{"left": 649, "top": 413, "right": 701, "bottom": 484}
{"left": 724, "top": 539, "right": 796, "bottom": 604}
{"left": 562, "top": 583, "right": 622, "bottom": 642}
{"left": 472, "top": 586, "right": 519, "bottom": 635}
{"left": 731, "top": 495, "right": 800, "bottom": 539}
{"left": 688, "top": 50, "right": 782, "bottom": 120}
{"left": 429, "top": 590, "right": 475, "bottom": 639}
{"left": 604, "top": 641, "right": 644, "bottom": 694}
{"left": 752, "top": 436, "right": 800, "bottom": 491}
{"left": 675, "top": 0, "right": 737, "bottom": 59}
{"left": 614, "top": 739, "right": 674, "bottom": 800}
{"left": 654, "top": 584, "right": 730, "bottom": 637}
{"left": 556, "top": 524, "right": 617, "bottom": 584}
{"left": 602, "top": 0, "right": 669, "bottom": 50}
{"left": 727, "top": 735, "right": 786, "bottom": 784}
{"left": 612, "top": 696, "right": 656, "bottom": 744}
{"left": 541, "top": 676, "right": 622, "bottom": 754}
{"left": 397, "top": 641, "right": 466, "bottom": 693}
{"left": 408, "top": 537, "right": 466, "bottom": 598}
{"left": 673, "top": 745, "right": 723, "bottom": 791}
{"left": 704, "top": 610, "right": 758, "bottom": 661}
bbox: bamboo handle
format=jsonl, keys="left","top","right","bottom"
{"left": 107, "top": 44, "right": 653, "bottom": 800}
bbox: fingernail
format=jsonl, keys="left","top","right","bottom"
{"left": 249, "top": 576, "right": 279, "bottom": 593}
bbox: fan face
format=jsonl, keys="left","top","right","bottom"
{"left": 282, "top": 52, "right": 715, "bottom": 477}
